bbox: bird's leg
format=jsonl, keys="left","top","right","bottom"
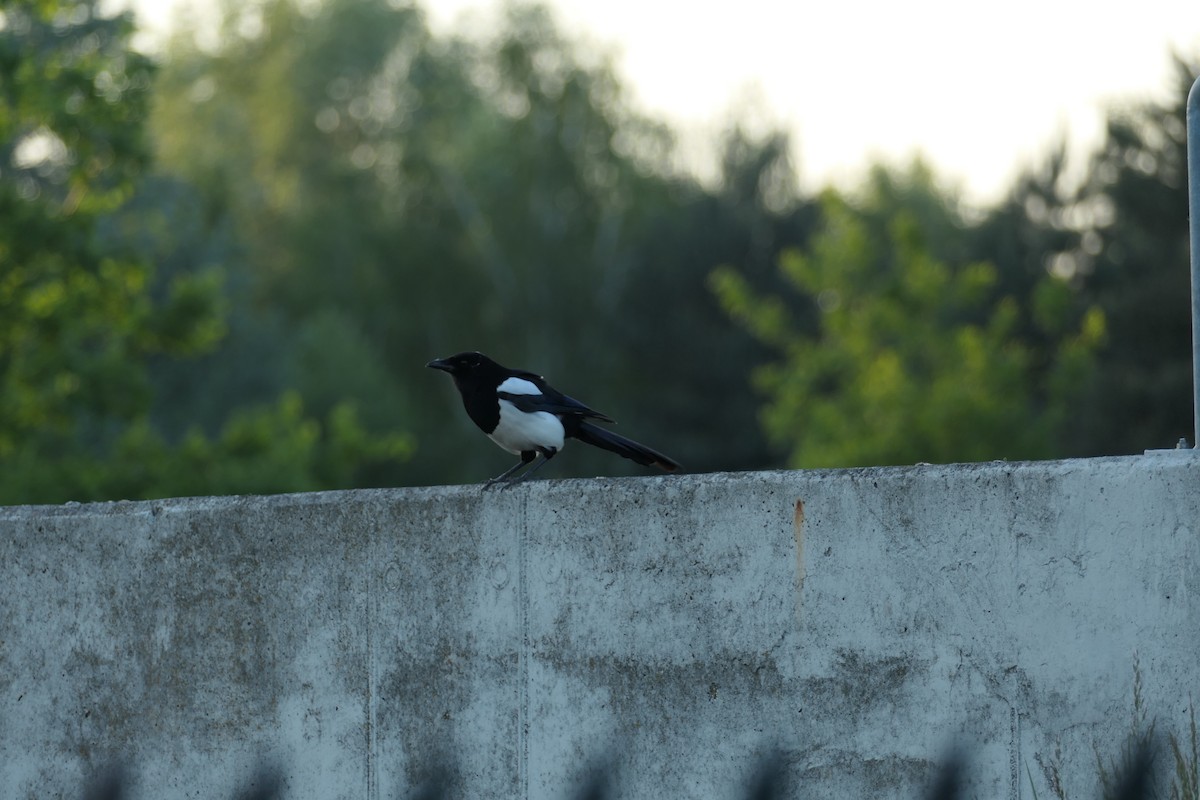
{"left": 500, "top": 448, "right": 557, "bottom": 489}
{"left": 483, "top": 451, "right": 537, "bottom": 490}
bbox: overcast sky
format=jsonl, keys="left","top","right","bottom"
{"left": 124, "top": 0, "right": 1200, "bottom": 205}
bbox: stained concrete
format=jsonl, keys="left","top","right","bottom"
{"left": 1, "top": 455, "right": 1198, "bottom": 799}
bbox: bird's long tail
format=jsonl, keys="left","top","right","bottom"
{"left": 574, "top": 421, "right": 681, "bottom": 472}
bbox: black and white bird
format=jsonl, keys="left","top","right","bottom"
{"left": 427, "top": 351, "right": 680, "bottom": 486}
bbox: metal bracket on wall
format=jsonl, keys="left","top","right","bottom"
{"left": 1145, "top": 436, "right": 1195, "bottom": 456}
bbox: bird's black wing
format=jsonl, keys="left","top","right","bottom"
{"left": 497, "top": 371, "right": 616, "bottom": 423}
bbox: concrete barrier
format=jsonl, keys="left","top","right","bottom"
{"left": 1, "top": 454, "right": 1198, "bottom": 798}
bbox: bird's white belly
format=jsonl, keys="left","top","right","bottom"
{"left": 488, "top": 400, "right": 565, "bottom": 455}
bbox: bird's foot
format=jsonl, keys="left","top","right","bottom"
{"left": 482, "top": 476, "right": 521, "bottom": 491}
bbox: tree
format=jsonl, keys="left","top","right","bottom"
{"left": 0, "top": 0, "right": 412, "bottom": 503}
{"left": 0, "top": 1, "right": 219, "bottom": 463}
{"left": 150, "top": 0, "right": 730, "bottom": 483}
{"left": 712, "top": 165, "right": 1104, "bottom": 467}
{"left": 608, "top": 125, "right": 817, "bottom": 473}
{"left": 1067, "top": 56, "right": 1197, "bottom": 453}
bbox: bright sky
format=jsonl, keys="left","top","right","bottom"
{"left": 124, "top": 0, "right": 1200, "bottom": 205}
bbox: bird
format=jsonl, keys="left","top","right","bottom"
{"left": 427, "top": 351, "right": 680, "bottom": 487}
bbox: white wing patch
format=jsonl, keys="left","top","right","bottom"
{"left": 488, "top": 399, "right": 565, "bottom": 455}
{"left": 497, "top": 376, "right": 542, "bottom": 396}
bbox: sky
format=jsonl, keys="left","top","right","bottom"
{"left": 123, "top": 0, "right": 1200, "bottom": 205}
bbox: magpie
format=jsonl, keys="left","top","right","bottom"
{"left": 427, "top": 351, "right": 680, "bottom": 486}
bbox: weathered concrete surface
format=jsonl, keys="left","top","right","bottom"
{"left": 1, "top": 455, "right": 1198, "bottom": 799}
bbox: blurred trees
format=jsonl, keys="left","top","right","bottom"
{"left": 149, "top": 0, "right": 805, "bottom": 482}
{"left": 712, "top": 57, "right": 1199, "bottom": 468}
{"left": 1068, "top": 57, "right": 1197, "bottom": 453}
{"left": 0, "top": 0, "right": 219, "bottom": 501}
{"left": 1, "top": 0, "right": 1195, "bottom": 500}
{"left": 0, "top": 0, "right": 411, "bottom": 503}
{"left": 713, "top": 166, "right": 1105, "bottom": 467}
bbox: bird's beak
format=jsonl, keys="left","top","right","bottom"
{"left": 426, "top": 357, "right": 453, "bottom": 373}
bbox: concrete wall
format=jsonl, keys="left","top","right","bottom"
{"left": 1, "top": 454, "right": 1198, "bottom": 799}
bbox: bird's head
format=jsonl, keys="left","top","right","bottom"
{"left": 426, "top": 351, "right": 496, "bottom": 376}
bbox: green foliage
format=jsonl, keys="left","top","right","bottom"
{"left": 713, "top": 167, "right": 1105, "bottom": 468}
{"left": 598, "top": 125, "right": 815, "bottom": 474}
{"left": 0, "top": 392, "right": 413, "bottom": 504}
{"left": 1068, "top": 56, "right": 1197, "bottom": 452}
{"left": 0, "top": 0, "right": 412, "bottom": 503}
{"left": 0, "top": 1, "right": 219, "bottom": 452}
{"left": 0, "top": 1, "right": 153, "bottom": 215}
{"left": 148, "top": 0, "right": 772, "bottom": 483}
{"left": 3, "top": 0, "right": 1195, "bottom": 498}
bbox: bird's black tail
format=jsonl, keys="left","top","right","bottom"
{"left": 573, "top": 421, "right": 681, "bottom": 472}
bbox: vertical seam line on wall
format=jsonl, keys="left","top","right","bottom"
{"left": 367, "top": 515, "right": 378, "bottom": 800}
{"left": 518, "top": 492, "right": 530, "bottom": 800}
{"left": 1010, "top": 702, "right": 1020, "bottom": 800}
